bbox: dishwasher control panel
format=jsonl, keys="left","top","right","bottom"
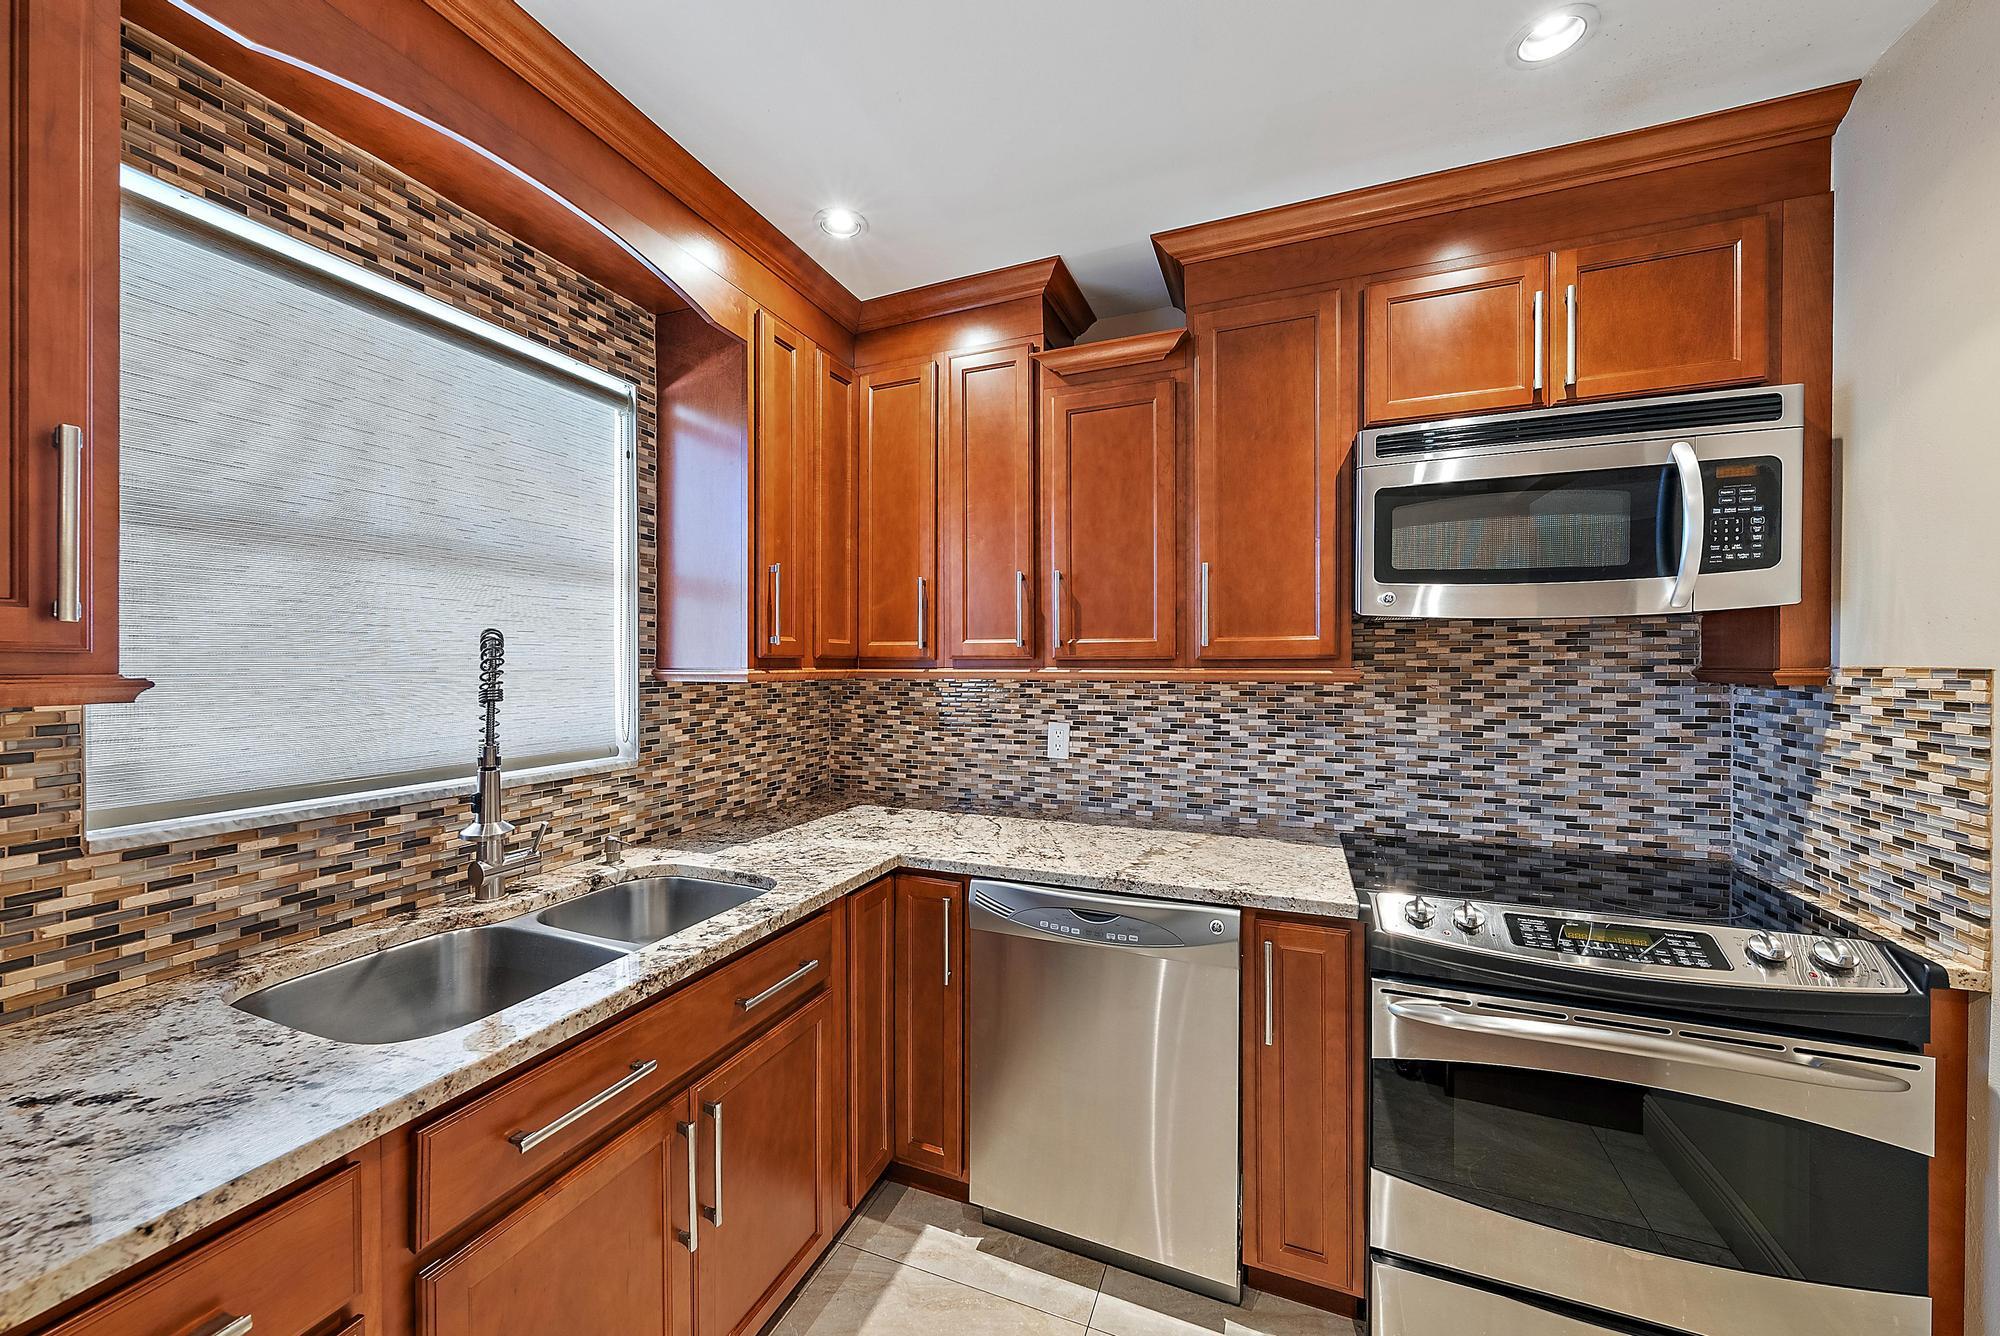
{"left": 968, "top": 879, "right": 1240, "bottom": 949}
{"left": 1019, "top": 906, "right": 1187, "bottom": 947}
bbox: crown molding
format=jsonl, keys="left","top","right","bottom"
{"left": 1151, "top": 81, "right": 1860, "bottom": 306}
{"left": 859, "top": 256, "right": 1096, "bottom": 340}
{"left": 420, "top": 0, "right": 862, "bottom": 330}
{"left": 1034, "top": 327, "right": 1186, "bottom": 376}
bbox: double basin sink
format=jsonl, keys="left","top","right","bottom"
{"left": 233, "top": 875, "right": 769, "bottom": 1045}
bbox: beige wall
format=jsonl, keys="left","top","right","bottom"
{"left": 1833, "top": 0, "right": 2000, "bottom": 1328}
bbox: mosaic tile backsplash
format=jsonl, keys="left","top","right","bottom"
{"left": 0, "top": 26, "right": 1991, "bottom": 1022}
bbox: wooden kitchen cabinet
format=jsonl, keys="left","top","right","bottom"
{"left": 812, "top": 350, "right": 860, "bottom": 662}
{"left": 1191, "top": 290, "right": 1348, "bottom": 662}
{"left": 419, "top": 1110, "right": 686, "bottom": 1336}
{"left": 941, "top": 343, "right": 1038, "bottom": 663}
{"left": 1041, "top": 375, "right": 1178, "bottom": 662}
{"left": 0, "top": 0, "right": 146, "bottom": 707}
{"left": 1364, "top": 255, "right": 1547, "bottom": 425}
{"left": 753, "top": 309, "right": 814, "bottom": 662}
{"left": 846, "top": 877, "right": 895, "bottom": 1206}
{"left": 891, "top": 873, "right": 966, "bottom": 1181}
{"left": 1244, "top": 914, "right": 1365, "bottom": 1297}
{"left": 856, "top": 359, "right": 938, "bottom": 661}
{"left": 1553, "top": 214, "right": 1771, "bottom": 401}
{"left": 689, "top": 993, "right": 840, "bottom": 1336}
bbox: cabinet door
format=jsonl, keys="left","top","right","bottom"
{"left": 420, "top": 1111, "right": 687, "bottom": 1336}
{"left": 846, "top": 877, "right": 894, "bottom": 1206}
{"left": 1554, "top": 215, "right": 1771, "bottom": 401}
{"left": 812, "top": 350, "right": 859, "bottom": 662}
{"left": 753, "top": 310, "right": 813, "bottom": 662}
{"left": 1192, "top": 290, "right": 1347, "bottom": 661}
{"left": 1363, "top": 256, "right": 1546, "bottom": 424}
{"left": 856, "top": 359, "right": 938, "bottom": 661}
{"left": 941, "top": 343, "right": 1036, "bottom": 663}
{"left": 1042, "top": 377, "right": 1177, "bottom": 662}
{"left": 891, "top": 873, "right": 965, "bottom": 1179}
{"left": 691, "top": 993, "right": 839, "bottom": 1336}
{"left": 1244, "top": 915, "right": 1364, "bottom": 1296}
{"left": 0, "top": 0, "right": 140, "bottom": 703}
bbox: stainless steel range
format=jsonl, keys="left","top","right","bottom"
{"left": 1359, "top": 843, "right": 1942, "bottom": 1336}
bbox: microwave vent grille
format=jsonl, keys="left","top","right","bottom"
{"left": 1373, "top": 391, "right": 1788, "bottom": 459}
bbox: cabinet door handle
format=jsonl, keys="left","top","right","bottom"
{"left": 1014, "top": 569, "right": 1026, "bottom": 648}
{"left": 1199, "top": 561, "right": 1212, "bottom": 648}
{"left": 1051, "top": 569, "right": 1063, "bottom": 648}
{"left": 943, "top": 895, "right": 953, "bottom": 988}
{"left": 916, "top": 576, "right": 928, "bottom": 653}
{"left": 677, "top": 1119, "right": 699, "bottom": 1252}
{"left": 768, "top": 561, "right": 782, "bottom": 646}
{"left": 1532, "top": 290, "right": 1545, "bottom": 392}
{"left": 197, "top": 1317, "right": 254, "bottom": 1336}
{"left": 739, "top": 959, "right": 817, "bottom": 1011}
{"left": 53, "top": 425, "right": 83, "bottom": 623}
{"left": 328, "top": 1319, "right": 364, "bottom": 1336}
{"left": 1565, "top": 284, "right": 1578, "bottom": 388}
{"left": 1262, "top": 939, "right": 1274, "bottom": 1047}
{"left": 507, "top": 1059, "right": 658, "bottom": 1153}
{"left": 702, "top": 1099, "right": 724, "bottom": 1226}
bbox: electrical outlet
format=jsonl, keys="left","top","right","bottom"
{"left": 1046, "top": 720, "right": 1071, "bottom": 760}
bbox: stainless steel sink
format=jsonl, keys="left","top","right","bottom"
{"left": 535, "top": 876, "right": 768, "bottom": 946}
{"left": 232, "top": 921, "right": 626, "bottom": 1045}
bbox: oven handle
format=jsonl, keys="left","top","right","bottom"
{"left": 1667, "top": 440, "right": 1704, "bottom": 611}
{"left": 1384, "top": 998, "right": 1912, "bottom": 1093}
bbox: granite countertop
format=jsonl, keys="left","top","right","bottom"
{"left": 0, "top": 803, "right": 1355, "bottom": 1329}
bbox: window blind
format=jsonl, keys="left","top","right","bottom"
{"left": 86, "top": 174, "right": 638, "bottom": 840}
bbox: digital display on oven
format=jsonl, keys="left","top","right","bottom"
{"left": 1507, "top": 913, "right": 1730, "bottom": 969}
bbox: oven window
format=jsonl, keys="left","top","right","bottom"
{"left": 1375, "top": 466, "right": 1678, "bottom": 584}
{"left": 1372, "top": 1059, "right": 1928, "bottom": 1295}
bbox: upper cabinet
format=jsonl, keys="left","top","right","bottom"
{"left": 856, "top": 359, "right": 939, "bottom": 662}
{"left": 1363, "top": 256, "right": 1547, "bottom": 425}
{"left": 0, "top": 0, "right": 147, "bottom": 706}
{"left": 753, "top": 311, "right": 814, "bottom": 662}
{"left": 1553, "top": 215, "right": 1770, "bottom": 402}
{"left": 812, "top": 350, "right": 859, "bottom": 663}
{"left": 941, "top": 344, "right": 1037, "bottom": 664}
{"left": 1191, "top": 290, "right": 1348, "bottom": 662}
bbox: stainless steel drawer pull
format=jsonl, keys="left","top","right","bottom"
{"left": 739, "top": 959, "right": 818, "bottom": 1011}
{"left": 1014, "top": 569, "right": 1026, "bottom": 647}
{"left": 1263, "top": 940, "right": 1274, "bottom": 1047}
{"left": 507, "top": 1059, "right": 658, "bottom": 1153}
{"left": 198, "top": 1317, "right": 254, "bottom": 1336}
{"left": 768, "top": 561, "right": 782, "bottom": 646}
{"left": 916, "top": 576, "right": 928, "bottom": 653}
{"left": 678, "top": 1119, "right": 699, "bottom": 1252}
{"left": 53, "top": 425, "right": 83, "bottom": 623}
{"left": 1532, "top": 290, "right": 1545, "bottom": 392}
{"left": 703, "top": 1100, "right": 724, "bottom": 1226}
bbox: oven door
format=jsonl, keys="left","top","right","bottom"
{"left": 1370, "top": 982, "right": 1935, "bottom": 1336}
{"left": 1356, "top": 429, "right": 1800, "bottom": 618}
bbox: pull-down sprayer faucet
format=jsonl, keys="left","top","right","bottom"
{"left": 461, "top": 628, "right": 547, "bottom": 900}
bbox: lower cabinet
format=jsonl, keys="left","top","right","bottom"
{"left": 419, "top": 1111, "right": 686, "bottom": 1336}
{"left": 1243, "top": 913, "right": 1366, "bottom": 1296}
{"left": 891, "top": 873, "right": 967, "bottom": 1180}
{"left": 846, "top": 877, "right": 895, "bottom": 1205}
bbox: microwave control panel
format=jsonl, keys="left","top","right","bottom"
{"left": 1700, "top": 456, "right": 1782, "bottom": 573}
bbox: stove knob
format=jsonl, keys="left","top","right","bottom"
{"left": 1451, "top": 901, "right": 1487, "bottom": 934}
{"left": 1744, "top": 931, "right": 1793, "bottom": 967}
{"left": 1809, "top": 938, "right": 1860, "bottom": 974}
{"left": 1403, "top": 896, "right": 1437, "bottom": 928}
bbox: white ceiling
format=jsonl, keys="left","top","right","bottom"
{"left": 520, "top": 0, "right": 1934, "bottom": 320}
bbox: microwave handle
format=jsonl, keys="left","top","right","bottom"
{"left": 1667, "top": 441, "right": 1704, "bottom": 611}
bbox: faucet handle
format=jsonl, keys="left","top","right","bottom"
{"left": 522, "top": 820, "right": 550, "bottom": 854}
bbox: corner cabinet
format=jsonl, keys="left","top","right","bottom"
{"left": 941, "top": 343, "right": 1037, "bottom": 664}
{"left": 812, "top": 350, "right": 859, "bottom": 663}
{"left": 1243, "top": 913, "right": 1365, "bottom": 1297}
{"left": 0, "top": 0, "right": 147, "bottom": 706}
{"left": 890, "top": 873, "right": 966, "bottom": 1181}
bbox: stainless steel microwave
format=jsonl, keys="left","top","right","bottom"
{"left": 1356, "top": 385, "right": 1803, "bottom": 619}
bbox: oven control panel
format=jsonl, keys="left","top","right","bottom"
{"left": 1372, "top": 893, "right": 1910, "bottom": 994}
{"left": 1700, "top": 457, "right": 1782, "bottom": 573}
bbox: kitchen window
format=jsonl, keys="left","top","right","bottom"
{"left": 84, "top": 169, "right": 639, "bottom": 845}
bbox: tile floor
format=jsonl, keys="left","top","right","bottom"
{"left": 771, "top": 1182, "right": 1362, "bottom": 1335}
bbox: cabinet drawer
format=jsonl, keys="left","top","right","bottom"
{"left": 414, "top": 911, "right": 836, "bottom": 1250}
{"left": 47, "top": 1165, "right": 363, "bottom": 1336}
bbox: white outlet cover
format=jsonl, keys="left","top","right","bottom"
{"left": 1047, "top": 721, "right": 1071, "bottom": 760}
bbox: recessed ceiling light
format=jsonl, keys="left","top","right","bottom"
{"left": 815, "top": 207, "right": 867, "bottom": 239}
{"left": 1513, "top": 4, "right": 1595, "bottom": 64}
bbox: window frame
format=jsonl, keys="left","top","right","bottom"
{"left": 86, "top": 168, "right": 642, "bottom": 851}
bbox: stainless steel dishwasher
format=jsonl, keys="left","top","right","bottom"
{"left": 968, "top": 878, "right": 1242, "bottom": 1302}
